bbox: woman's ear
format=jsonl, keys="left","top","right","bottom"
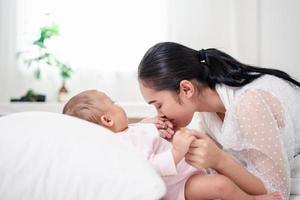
{"left": 100, "top": 115, "right": 114, "bottom": 128}
{"left": 179, "top": 80, "right": 195, "bottom": 99}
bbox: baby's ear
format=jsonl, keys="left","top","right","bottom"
{"left": 100, "top": 115, "right": 114, "bottom": 128}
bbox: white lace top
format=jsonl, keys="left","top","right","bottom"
{"left": 194, "top": 75, "right": 300, "bottom": 199}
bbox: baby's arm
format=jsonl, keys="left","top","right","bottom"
{"left": 148, "top": 128, "right": 195, "bottom": 176}
{"left": 171, "top": 128, "right": 196, "bottom": 165}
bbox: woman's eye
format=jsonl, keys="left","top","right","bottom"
{"left": 153, "top": 103, "right": 162, "bottom": 110}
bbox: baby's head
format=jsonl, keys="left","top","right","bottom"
{"left": 63, "top": 90, "right": 128, "bottom": 132}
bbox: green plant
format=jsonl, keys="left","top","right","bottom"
{"left": 18, "top": 23, "right": 73, "bottom": 81}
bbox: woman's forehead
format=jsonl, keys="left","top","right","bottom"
{"left": 143, "top": 89, "right": 176, "bottom": 103}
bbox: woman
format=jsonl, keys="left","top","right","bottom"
{"left": 137, "top": 42, "right": 300, "bottom": 199}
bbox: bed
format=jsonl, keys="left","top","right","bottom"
{"left": 291, "top": 154, "right": 300, "bottom": 199}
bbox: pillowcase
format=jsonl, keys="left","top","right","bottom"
{"left": 0, "top": 111, "right": 165, "bottom": 200}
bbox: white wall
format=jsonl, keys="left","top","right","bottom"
{"left": 168, "top": 0, "right": 234, "bottom": 54}
{"left": 168, "top": 0, "right": 300, "bottom": 80}
{"left": 0, "top": 0, "right": 300, "bottom": 103}
{"left": 260, "top": 0, "right": 300, "bottom": 79}
{"left": 231, "top": 0, "right": 260, "bottom": 65}
{"left": 0, "top": 0, "right": 17, "bottom": 102}
{"left": 168, "top": 0, "right": 260, "bottom": 63}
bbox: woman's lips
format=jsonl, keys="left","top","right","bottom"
{"left": 169, "top": 119, "right": 178, "bottom": 130}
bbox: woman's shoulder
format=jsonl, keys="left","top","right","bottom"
{"left": 235, "top": 75, "right": 297, "bottom": 101}
{"left": 214, "top": 75, "right": 285, "bottom": 110}
{"left": 244, "top": 74, "right": 294, "bottom": 90}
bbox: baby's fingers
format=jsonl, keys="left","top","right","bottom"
{"left": 156, "top": 123, "right": 175, "bottom": 135}
{"left": 156, "top": 123, "right": 167, "bottom": 129}
{"left": 164, "top": 120, "right": 173, "bottom": 129}
{"left": 159, "top": 129, "right": 173, "bottom": 139}
{"left": 166, "top": 127, "right": 175, "bottom": 136}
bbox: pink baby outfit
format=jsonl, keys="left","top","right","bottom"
{"left": 116, "top": 123, "right": 207, "bottom": 200}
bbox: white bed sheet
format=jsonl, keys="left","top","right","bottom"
{"left": 290, "top": 195, "right": 300, "bottom": 200}
{"left": 290, "top": 154, "right": 300, "bottom": 199}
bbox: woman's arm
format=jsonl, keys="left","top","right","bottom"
{"left": 185, "top": 132, "right": 267, "bottom": 195}
{"left": 234, "top": 90, "right": 289, "bottom": 198}
{"left": 187, "top": 90, "right": 290, "bottom": 199}
{"left": 217, "top": 150, "right": 267, "bottom": 194}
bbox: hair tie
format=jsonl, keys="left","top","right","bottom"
{"left": 198, "top": 49, "right": 206, "bottom": 63}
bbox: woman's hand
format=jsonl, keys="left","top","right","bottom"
{"left": 140, "top": 115, "right": 175, "bottom": 139}
{"left": 186, "top": 131, "right": 269, "bottom": 196}
{"left": 185, "top": 131, "right": 224, "bottom": 169}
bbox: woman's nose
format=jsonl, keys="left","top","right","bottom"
{"left": 157, "top": 109, "right": 164, "bottom": 116}
{"left": 158, "top": 114, "right": 168, "bottom": 121}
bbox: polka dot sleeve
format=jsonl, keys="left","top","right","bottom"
{"left": 236, "top": 90, "right": 289, "bottom": 199}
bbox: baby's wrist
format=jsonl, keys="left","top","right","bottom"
{"left": 172, "top": 148, "right": 184, "bottom": 165}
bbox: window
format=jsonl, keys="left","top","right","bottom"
{"left": 15, "top": 0, "right": 169, "bottom": 102}
{"left": 16, "top": 0, "right": 169, "bottom": 72}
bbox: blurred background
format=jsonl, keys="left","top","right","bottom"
{"left": 0, "top": 0, "right": 299, "bottom": 105}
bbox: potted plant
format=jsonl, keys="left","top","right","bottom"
{"left": 18, "top": 22, "right": 73, "bottom": 102}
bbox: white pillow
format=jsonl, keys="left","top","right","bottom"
{"left": 0, "top": 112, "right": 165, "bottom": 200}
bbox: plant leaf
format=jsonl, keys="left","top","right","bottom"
{"left": 34, "top": 68, "right": 41, "bottom": 80}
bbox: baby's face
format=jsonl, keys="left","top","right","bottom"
{"left": 92, "top": 91, "right": 129, "bottom": 132}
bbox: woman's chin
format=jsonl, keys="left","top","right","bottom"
{"left": 173, "top": 123, "right": 185, "bottom": 131}
{"left": 174, "top": 121, "right": 192, "bottom": 130}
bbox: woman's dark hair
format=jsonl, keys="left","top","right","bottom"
{"left": 138, "top": 42, "right": 300, "bottom": 92}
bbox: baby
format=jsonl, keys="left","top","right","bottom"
{"left": 63, "top": 90, "right": 281, "bottom": 200}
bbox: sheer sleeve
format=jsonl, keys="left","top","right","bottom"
{"left": 236, "top": 90, "right": 290, "bottom": 199}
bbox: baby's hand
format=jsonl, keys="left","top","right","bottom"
{"left": 156, "top": 116, "right": 175, "bottom": 139}
{"left": 140, "top": 116, "right": 175, "bottom": 139}
{"left": 172, "top": 128, "right": 196, "bottom": 164}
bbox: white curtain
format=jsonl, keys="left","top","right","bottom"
{"left": 0, "top": 0, "right": 17, "bottom": 102}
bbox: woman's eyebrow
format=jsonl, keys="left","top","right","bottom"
{"left": 148, "top": 100, "right": 156, "bottom": 105}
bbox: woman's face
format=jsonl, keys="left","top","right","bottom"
{"left": 139, "top": 81, "right": 195, "bottom": 129}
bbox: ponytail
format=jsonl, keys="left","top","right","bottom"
{"left": 201, "top": 48, "right": 300, "bottom": 88}
{"left": 138, "top": 42, "right": 300, "bottom": 92}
